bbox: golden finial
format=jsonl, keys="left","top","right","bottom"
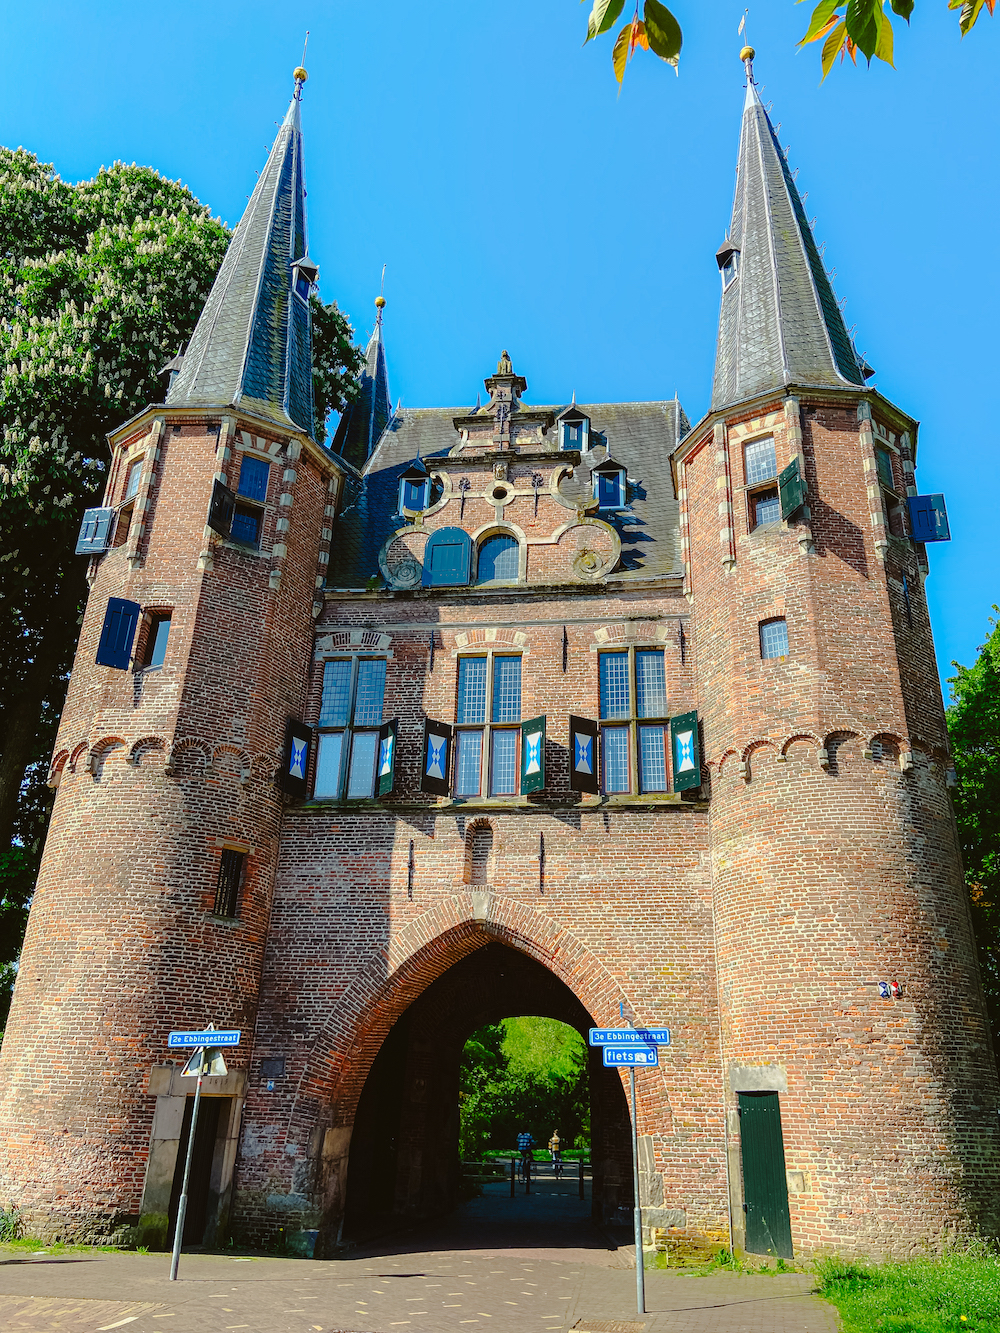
{"left": 294, "top": 31, "right": 309, "bottom": 83}
{"left": 740, "top": 45, "right": 755, "bottom": 62}
{"left": 375, "top": 296, "right": 386, "bottom": 309}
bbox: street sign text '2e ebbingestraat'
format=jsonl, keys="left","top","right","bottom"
{"left": 168, "top": 1029, "right": 240, "bottom": 1048}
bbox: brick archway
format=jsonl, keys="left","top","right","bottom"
{"left": 287, "top": 894, "right": 635, "bottom": 1139}
{"left": 340, "top": 941, "right": 633, "bottom": 1235}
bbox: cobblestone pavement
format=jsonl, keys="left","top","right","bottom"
{"left": 0, "top": 1188, "right": 838, "bottom": 1333}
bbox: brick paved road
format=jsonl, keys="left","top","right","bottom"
{"left": 0, "top": 1188, "right": 838, "bottom": 1333}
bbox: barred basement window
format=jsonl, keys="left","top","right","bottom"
{"left": 214, "top": 849, "right": 245, "bottom": 918}
{"left": 598, "top": 647, "right": 669, "bottom": 794}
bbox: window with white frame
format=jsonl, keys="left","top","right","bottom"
{"left": 561, "top": 418, "right": 589, "bottom": 451}
{"left": 595, "top": 467, "right": 625, "bottom": 510}
{"left": 744, "top": 436, "right": 780, "bottom": 531}
{"left": 598, "top": 647, "right": 669, "bottom": 794}
{"left": 454, "top": 654, "right": 522, "bottom": 797}
{"left": 399, "top": 474, "right": 429, "bottom": 512}
{"left": 113, "top": 455, "right": 145, "bottom": 547}
{"left": 314, "top": 657, "right": 387, "bottom": 799}
{"left": 759, "top": 618, "right": 789, "bottom": 660}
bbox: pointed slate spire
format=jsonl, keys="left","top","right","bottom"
{"left": 167, "top": 70, "right": 316, "bottom": 436}
{"left": 711, "top": 58, "right": 868, "bottom": 413}
{"left": 331, "top": 297, "right": 392, "bottom": 468}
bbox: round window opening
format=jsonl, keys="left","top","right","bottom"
{"left": 492, "top": 485, "right": 508, "bottom": 501}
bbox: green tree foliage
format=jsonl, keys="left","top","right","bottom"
{"left": 947, "top": 611, "right": 1000, "bottom": 1061}
{"left": 581, "top": 0, "right": 994, "bottom": 88}
{"left": 0, "top": 147, "right": 361, "bottom": 1026}
{"left": 458, "top": 1017, "right": 589, "bottom": 1159}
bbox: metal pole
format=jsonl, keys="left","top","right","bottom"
{"left": 579, "top": 1157, "right": 584, "bottom": 1201}
{"left": 629, "top": 1066, "right": 645, "bottom": 1315}
{"left": 510, "top": 1156, "right": 515, "bottom": 1198}
{"left": 525, "top": 1155, "right": 531, "bottom": 1195}
{"left": 169, "top": 1057, "right": 205, "bottom": 1281}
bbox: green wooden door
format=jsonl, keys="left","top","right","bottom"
{"left": 738, "top": 1091, "right": 793, "bottom": 1258}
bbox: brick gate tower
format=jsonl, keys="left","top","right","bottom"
{"left": 673, "top": 54, "right": 1000, "bottom": 1254}
{"left": 0, "top": 71, "right": 344, "bottom": 1242}
{"left": 0, "top": 56, "right": 996, "bottom": 1259}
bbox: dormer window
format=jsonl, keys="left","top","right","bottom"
{"left": 716, "top": 239, "right": 740, "bottom": 288}
{"left": 291, "top": 255, "right": 319, "bottom": 302}
{"left": 593, "top": 460, "right": 625, "bottom": 510}
{"left": 399, "top": 462, "right": 430, "bottom": 513}
{"left": 559, "top": 412, "right": 590, "bottom": 451}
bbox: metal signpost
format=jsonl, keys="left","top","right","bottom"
{"left": 589, "top": 1017, "right": 671, "bottom": 1316}
{"left": 165, "top": 1025, "right": 240, "bottom": 1281}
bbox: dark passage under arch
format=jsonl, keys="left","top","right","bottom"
{"left": 343, "top": 942, "right": 632, "bottom": 1234}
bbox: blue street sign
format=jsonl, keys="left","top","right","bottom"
{"left": 168, "top": 1029, "right": 241, "bottom": 1049}
{"left": 603, "top": 1046, "right": 659, "bottom": 1067}
{"left": 589, "top": 1027, "right": 670, "bottom": 1046}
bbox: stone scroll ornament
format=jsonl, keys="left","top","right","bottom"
{"left": 563, "top": 519, "right": 620, "bottom": 582}
{"left": 379, "top": 527, "right": 429, "bottom": 590}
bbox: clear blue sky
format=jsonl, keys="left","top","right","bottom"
{"left": 1, "top": 2, "right": 997, "bottom": 687}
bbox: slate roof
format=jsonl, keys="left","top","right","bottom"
{"left": 711, "top": 80, "right": 868, "bottom": 412}
{"left": 329, "top": 399, "right": 688, "bottom": 589}
{"left": 167, "top": 84, "right": 315, "bottom": 435}
{"left": 330, "top": 317, "right": 392, "bottom": 468}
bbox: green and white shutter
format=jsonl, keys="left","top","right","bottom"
{"left": 520, "top": 715, "right": 546, "bottom": 794}
{"left": 376, "top": 719, "right": 398, "bottom": 797}
{"left": 670, "top": 711, "right": 701, "bottom": 792}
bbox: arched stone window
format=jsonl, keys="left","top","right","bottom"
{"left": 476, "top": 534, "right": 519, "bottom": 583}
{"left": 466, "top": 820, "right": 493, "bottom": 885}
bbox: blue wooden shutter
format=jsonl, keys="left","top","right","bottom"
{"left": 520, "top": 715, "right": 546, "bottom": 794}
{"left": 907, "top": 493, "right": 950, "bottom": 542}
{"left": 377, "top": 719, "right": 398, "bottom": 797}
{"left": 420, "top": 718, "right": 452, "bottom": 794}
{"left": 569, "top": 715, "right": 599, "bottom": 794}
{"left": 208, "top": 479, "right": 236, "bottom": 537}
{"left": 95, "top": 598, "right": 141, "bottom": 669}
{"left": 75, "top": 507, "right": 115, "bottom": 556}
{"left": 281, "top": 718, "right": 312, "bottom": 797}
{"left": 422, "top": 528, "right": 472, "bottom": 587}
{"left": 237, "top": 455, "right": 270, "bottom": 503}
{"left": 778, "top": 458, "right": 806, "bottom": 519}
{"left": 670, "top": 711, "right": 701, "bottom": 792}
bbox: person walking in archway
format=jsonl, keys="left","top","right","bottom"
{"left": 517, "top": 1128, "right": 534, "bottom": 1181}
{"left": 549, "top": 1128, "right": 563, "bottom": 1178}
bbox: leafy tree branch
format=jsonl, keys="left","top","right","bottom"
{"left": 580, "top": 0, "right": 994, "bottom": 87}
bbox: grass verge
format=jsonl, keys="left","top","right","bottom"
{"left": 816, "top": 1246, "right": 1000, "bottom": 1333}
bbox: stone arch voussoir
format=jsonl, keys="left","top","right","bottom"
{"left": 212, "top": 743, "right": 252, "bottom": 783}
{"left": 48, "top": 750, "right": 70, "bottom": 788}
{"left": 129, "top": 735, "right": 166, "bottom": 766}
{"left": 283, "top": 895, "right": 633, "bottom": 1148}
{"left": 68, "top": 741, "right": 89, "bottom": 773}
{"left": 166, "top": 736, "right": 212, "bottom": 780}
